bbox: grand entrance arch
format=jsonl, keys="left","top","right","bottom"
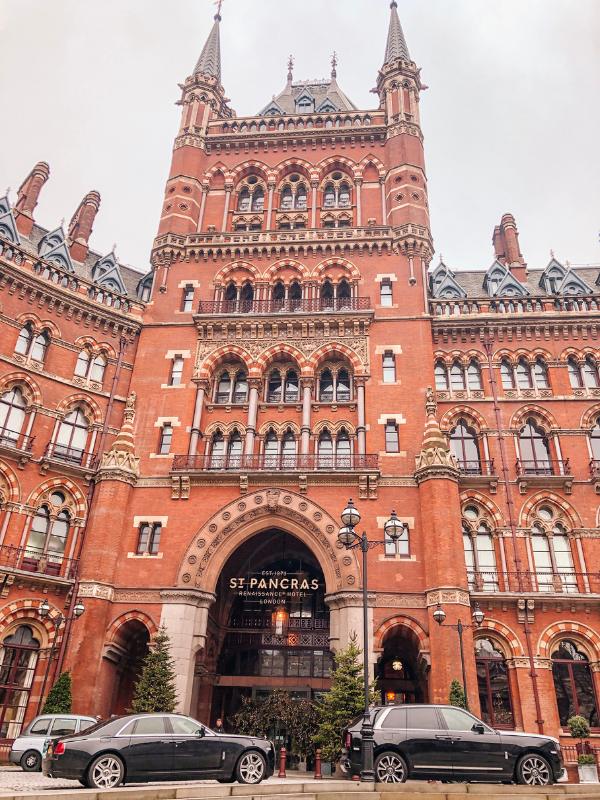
{"left": 161, "top": 489, "right": 364, "bottom": 718}
{"left": 375, "top": 620, "right": 430, "bottom": 705}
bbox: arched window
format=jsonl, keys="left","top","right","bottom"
{"left": 281, "top": 430, "right": 297, "bottom": 469}
{"left": 29, "top": 330, "right": 49, "bottom": 363}
{"left": 475, "top": 638, "right": 514, "bottom": 728}
{"left": 434, "top": 361, "right": 449, "bottom": 391}
{"left": 336, "top": 429, "right": 351, "bottom": 468}
{"left": 589, "top": 418, "right": 600, "bottom": 461}
{"left": 530, "top": 507, "right": 576, "bottom": 592}
{"left": 0, "top": 387, "right": 26, "bottom": 444}
{"left": 449, "top": 419, "right": 480, "bottom": 473}
{"left": 295, "top": 185, "right": 307, "bottom": 210}
{"left": 227, "top": 431, "right": 243, "bottom": 468}
{"left": 284, "top": 370, "right": 299, "bottom": 403}
{"left": 337, "top": 279, "right": 351, "bottom": 305}
{"left": 449, "top": 362, "right": 466, "bottom": 391}
{"left": 272, "top": 282, "right": 285, "bottom": 302}
{"left": 239, "top": 284, "right": 254, "bottom": 309}
{"left": 323, "top": 184, "right": 335, "bottom": 208}
{"left": 25, "top": 492, "right": 70, "bottom": 567}
{"left": 533, "top": 358, "right": 549, "bottom": 389}
{"left": 583, "top": 357, "right": 600, "bottom": 389}
{"left": 467, "top": 360, "right": 482, "bottom": 390}
{"left": 225, "top": 283, "right": 238, "bottom": 304}
{"left": 238, "top": 188, "right": 251, "bottom": 213}
{"left": 319, "top": 369, "right": 334, "bottom": 402}
{"left": 232, "top": 371, "right": 248, "bottom": 404}
{"left": 567, "top": 357, "right": 583, "bottom": 389}
{"left": 54, "top": 408, "right": 89, "bottom": 464}
{"left": 289, "top": 281, "right": 302, "bottom": 307}
{"left": 14, "top": 324, "right": 33, "bottom": 356}
{"left": 552, "top": 640, "right": 599, "bottom": 727}
{"left": 338, "top": 183, "right": 351, "bottom": 208}
{"left": 267, "top": 370, "right": 283, "bottom": 403}
{"left": 317, "top": 430, "right": 333, "bottom": 468}
{"left": 216, "top": 371, "right": 232, "bottom": 404}
{"left": 336, "top": 369, "right": 351, "bottom": 401}
{"left": 320, "top": 280, "right": 334, "bottom": 306}
{"left": 281, "top": 187, "right": 293, "bottom": 210}
{"left": 74, "top": 349, "right": 91, "bottom": 378}
{"left": 90, "top": 354, "right": 107, "bottom": 384}
{"left": 500, "top": 359, "right": 515, "bottom": 389}
{"left": 251, "top": 188, "right": 264, "bottom": 213}
{"left": 0, "top": 626, "right": 40, "bottom": 739}
{"left": 515, "top": 358, "right": 533, "bottom": 390}
{"left": 209, "top": 432, "right": 225, "bottom": 469}
{"left": 264, "top": 430, "right": 279, "bottom": 469}
{"left": 462, "top": 505, "right": 497, "bottom": 589}
{"left": 519, "top": 418, "right": 552, "bottom": 474}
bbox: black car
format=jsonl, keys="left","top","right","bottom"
{"left": 341, "top": 704, "right": 564, "bottom": 785}
{"left": 42, "top": 713, "right": 275, "bottom": 789}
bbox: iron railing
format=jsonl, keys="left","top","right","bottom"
{"left": 0, "top": 427, "right": 34, "bottom": 452}
{"left": 172, "top": 453, "right": 379, "bottom": 472}
{"left": 467, "top": 570, "right": 600, "bottom": 595}
{"left": 44, "top": 442, "right": 97, "bottom": 469}
{"left": 197, "top": 297, "right": 371, "bottom": 315}
{"left": 457, "top": 459, "right": 495, "bottom": 476}
{"left": 0, "top": 543, "right": 78, "bottom": 580}
{"left": 515, "top": 458, "right": 570, "bottom": 477}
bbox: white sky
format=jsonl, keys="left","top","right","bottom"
{"left": 0, "top": 0, "right": 598, "bottom": 275}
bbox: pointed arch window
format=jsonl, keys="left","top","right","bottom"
{"left": 209, "top": 431, "right": 226, "bottom": 469}
{"left": 552, "top": 640, "right": 599, "bottom": 727}
{"left": 238, "top": 188, "right": 251, "bottom": 213}
{"left": 434, "top": 361, "right": 449, "bottom": 391}
{"left": 500, "top": 359, "right": 516, "bottom": 389}
{"left": 281, "top": 187, "right": 293, "bottom": 210}
{"left": 14, "top": 324, "right": 33, "bottom": 356}
{"left": 0, "top": 625, "right": 40, "bottom": 739}
{"left": 74, "top": 349, "right": 91, "bottom": 378}
{"left": 320, "top": 280, "right": 334, "bottom": 307}
{"left": 567, "top": 358, "right": 583, "bottom": 389}
{"left": 267, "top": 370, "right": 283, "bottom": 403}
{"left": 15, "top": 325, "right": 49, "bottom": 363}
{"left": 30, "top": 330, "right": 49, "bottom": 363}
{"left": 284, "top": 370, "right": 299, "bottom": 403}
{"left": 336, "top": 429, "right": 351, "bottom": 468}
{"left": 338, "top": 183, "right": 351, "bottom": 208}
{"left": 449, "top": 361, "right": 466, "bottom": 391}
{"left": 216, "top": 371, "right": 232, "bottom": 404}
{"left": 337, "top": 279, "right": 352, "bottom": 304}
{"left": 264, "top": 430, "right": 279, "bottom": 469}
{"left": 0, "top": 387, "right": 26, "bottom": 445}
{"left": 239, "top": 284, "right": 254, "bottom": 310}
{"left": 25, "top": 495, "right": 70, "bottom": 565}
{"left": 317, "top": 430, "right": 334, "bottom": 469}
{"left": 232, "top": 371, "right": 248, "bottom": 404}
{"left": 463, "top": 510, "right": 497, "bottom": 590}
{"left": 227, "top": 431, "right": 243, "bottom": 468}
{"left": 289, "top": 281, "right": 302, "bottom": 308}
{"left": 272, "top": 282, "right": 285, "bottom": 303}
{"left": 281, "top": 430, "right": 297, "bottom": 469}
{"left": 589, "top": 418, "right": 600, "bottom": 461}
{"left": 515, "top": 358, "right": 533, "bottom": 389}
{"left": 336, "top": 369, "right": 351, "bottom": 401}
{"left": 449, "top": 419, "right": 481, "bottom": 473}
{"left": 251, "top": 188, "right": 264, "bottom": 213}
{"left": 467, "top": 360, "right": 482, "bottom": 390}
{"left": 582, "top": 357, "right": 600, "bottom": 389}
{"left": 55, "top": 408, "right": 89, "bottom": 464}
{"left": 475, "top": 638, "right": 514, "bottom": 729}
{"left": 323, "top": 184, "right": 336, "bottom": 208}
{"left": 318, "top": 369, "right": 334, "bottom": 402}
{"left": 533, "top": 358, "right": 549, "bottom": 389}
{"left": 530, "top": 509, "right": 576, "bottom": 592}
{"left": 518, "top": 418, "right": 552, "bottom": 474}
{"left": 225, "top": 283, "right": 238, "bottom": 304}
{"left": 295, "top": 184, "right": 307, "bottom": 210}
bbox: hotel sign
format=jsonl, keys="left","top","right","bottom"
{"left": 229, "top": 571, "right": 320, "bottom": 605}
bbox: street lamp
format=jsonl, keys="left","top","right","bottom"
{"left": 337, "top": 498, "right": 409, "bottom": 782}
{"left": 433, "top": 601, "right": 484, "bottom": 710}
{"left": 36, "top": 598, "right": 85, "bottom": 713}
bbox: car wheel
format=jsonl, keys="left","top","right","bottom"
{"left": 374, "top": 751, "right": 408, "bottom": 783}
{"left": 235, "top": 750, "right": 267, "bottom": 784}
{"left": 86, "top": 753, "right": 125, "bottom": 789}
{"left": 516, "top": 753, "right": 553, "bottom": 786}
{"left": 21, "top": 750, "right": 41, "bottom": 772}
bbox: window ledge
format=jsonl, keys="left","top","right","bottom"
{"left": 149, "top": 453, "right": 175, "bottom": 459}
{"left": 160, "top": 383, "right": 188, "bottom": 389}
{"left": 127, "top": 552, "right": 163, "bottom": 559}
{"left": 379, "top": 554, "right": 416, "bottom": 562}
{"left": 379, "top": 451, "right": 407, "bottom": 457}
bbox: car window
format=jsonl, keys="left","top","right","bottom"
{"left": 381, "top": 708, "right": 407, "bottom": 729}
{"left": 133, "top": 716, "right": 168, "bottom": 735}
{"left": 78, "top": 719, "right": 96, "bottom": 732}
{"left": 170, "top": 717, "right": 204, "bottom": 736}
{"left": 28, "top": 718, "right": 51, "bottom": 735}
{"left": 117, "top": 720, "right": 137, "bottom": 736}
{"left": 406, "top": 707, "right": 439, "bottom": 730}
{"left": 50, "top": 718, "right": 77, "bottom": 736}
{"left": 441, "top": 707, "right": 481, "bottom": 731}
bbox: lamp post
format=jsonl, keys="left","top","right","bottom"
{"left": 338, "top": 498, "right": 409, "bottom": 782}
{"left": 432, "top": 601, "right": 484, "bottom": 710}
{"left": 36, "top": 598, "right": 85, "bottom": 713}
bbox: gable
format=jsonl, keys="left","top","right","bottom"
{"left": 0, "top": 210, "right": 20, "bottom": 245}
{"left": 494, "top": 272, "right": 529, "bottom": 297}
{"left": 560, "top": 270, "right": 592, "bottom": 295}
{"left": 0, "top": 195, "right": 11, "bottom": 216}
{"left": 92, "top": 254, "right": 127, "bottom": 294}
{"left": 43, "top": 241, "right": 74, "bottom": 272}
{"left": 483, "top": 260, "right": 509, "bottom": 295}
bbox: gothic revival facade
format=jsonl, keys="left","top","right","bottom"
{"left": 1, "top": 3, "right": 599, "bottom": 754}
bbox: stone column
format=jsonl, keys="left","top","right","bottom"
{"left": 160, "top": 589, "right": 215, "bottom": 714}
{"left": 300, "top": 378, "right": 313, "bottom": 455}
{"left": 311, "top": 180, "right": 318, "bottom": 228}
{"left": 380, "top": 177, "right": 387, "bottom": 225}
{"left": 356, "top": 379, "right": 366, "bottom": 455}
{"left": 197, "top": 184, "right": 208, "bottom": 232}
{"left": 244, "top": 379, "right": 261, "bottom": 457}
{"left": 355, "top": 177, "right": 363, "bottom": 227}
{"left": 189, "top": 380, "right": 208, "bottom": 456}
{"left": 221, "top": 184, "right": 232, "bottom": 232}
{"left": 266, "top": 181, "right": 275, "bottom": 230}
{"left": 326, "top": 591, "right": 377, "bottom": 682}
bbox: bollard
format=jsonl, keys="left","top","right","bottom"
{"left": 278, "top": 746, "right": 287, "bottom": 778}
{"left": 314, "top": 748, "right": 322, "bottom": 779}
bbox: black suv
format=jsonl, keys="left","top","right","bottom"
{"left": 341, "top": 704, "right": 564, "bottom": 785}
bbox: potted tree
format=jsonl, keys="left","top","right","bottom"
{"left": 568, "top": 715, "right": 598, "bottom": 784}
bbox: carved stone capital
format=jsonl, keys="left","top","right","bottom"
{"left": 77, "top": 581, "right": 115, "bottom": 601}
{"left": 325, "top": 590, "right": 376, "bottom": 609}
{"left": 159, "top": 588, "right": 216, "bottom": 608}
{"left": 426, "top": 588, "right": 471, "bottom": 607}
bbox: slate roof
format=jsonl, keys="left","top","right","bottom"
{"left": 193, "top": 13, "right": 222, "bottom": 81}
{"left": 258, "top": 78, "right": 357, "bottom": 116}
{"left": 384, "top": 0, "right": 411, "bottom": 64}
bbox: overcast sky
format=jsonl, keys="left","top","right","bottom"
{"left": 1, "top": 0, "right": 598, "bottom": 274}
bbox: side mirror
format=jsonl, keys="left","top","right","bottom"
{"left": 472, "top": 723, "right": 485, "bottom": 735}
{"left": 196, "top": 726, "right": 206, "bottom": 737}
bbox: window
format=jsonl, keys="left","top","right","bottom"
{"left": 15, "top": 324, "right": 33, "bottom": 356}
{"left": 440, "top": 707, "right": 481, "bottom": 731}
{"left": 530, "top": 508, "right": 576, "bottom": 592}
{"left": 15, "top": 325, "right": 49, "bottom": 363}
{"left": 216, "top": 371, "right": 232, "bottom": 403}
{"left": 434, "top": 361, "right": 449, "bottom": 391}
{"left": 239, "top": 284, "right": 254, "bottom": 308}
{"left": 589, "top": 419, "right": 600, "bottom": 461}
{"left": 318, "top": 369, "right": 334, "bottom": 402}
{"left": 50, "top": 718, "right": 77, "bottom": 736}
{"left": 227, "top": 431, "right": 243, "bottom": 468}
{"left": 462, "top": 505, "right": 497, "bottom": 590}
{"left": 518, "top": 418, "right": 552, "bottom": 474}
{"left": 55, "top": 408, "right": 89, "bottom": 464}
{"left": 264, "top": 430, "right": 279, "bottom": 469}
{"left": 137, "top": 522, "right": 162, "bottom": 555}
{"left": 25, "top": 496, "right": 70, "bottom": 563}
{"left": 384, "top": 524, "right": 409, "bottom": 557}
{"left": 284, "top": 370, "right": 299, "bottom": 403}
{"left": 133, "top": 716, "right": 168, "bottom": 735}
{"left": 385, "top": 420, "right": 399, "bottom": 453}
{"left": 0, "top": 388, "right": 26, "bottom": 444}
{"left": 500, "top": 360, "right": 515, "bottom": 389}
{"left": 336, "top": 369, "right": 351, "bottom": 401}
{"left": 272, "top": 282, "right": 285, "bottom": 302}
{"left": 89, "top": 354, "right": 106, "bottom": 384}
{"left": 582, "top": 357, "right": 600, "bottom": 389}
{"left": 382, "top": 351, "right": 396, "bottom": 383}
{"left": 0, "top": 626, "right": 40, "bottom": 739}
{"left": 74, "top": 349, "right": 90, "bottom": 377}
{"left": 232, "top": 372, "right": 248, "bottom": 403}
{"left": 209, "top": 432, "right": 225, "bottom": 468}
{"left": 552, "top": 640, "right": 599, "bottom": 727}
{"left": 181, "top": 284, "right": 194, "bottom": 312}
{"left": 225, "top": 283, "right": 238, "bottom": 304}
{"left": 158, "top": 423, "right": 173, "bottom": 455}
{"left": 169, "top": 356, "right": 184, "bottom": 386}
{"left": 336, "top": 430, "right": 351, "bottom": 468}
{"left": 381, "top": 708, "right": 407, "bottom": 729}
{"left": 238, "top": 188, "right": 251, "bottom": 213}
{"left": 215, "top": 365, "right": 248, "bottom": 404}
{"left": 466, "top": 360, "right": 482, "bottom": 390}
{"left": 533, "top": 359, "right": 549, "bottom": 389}
{"left": 475, "top": 638, "right": 514, "bottom": 728}
{"left": 449, "top": 419, "right": 480, "bottom": 472}
{"left": 380, "top": 279, "right": 393, "bottom": 307}
{"left": 317, "top": 430, "right": 333, "bottom": 468}
{"left": 281, "top": 187, "right": 293, "bottom": 210}
{"left": 267, "top": 370, "right": 283, "bottom": 403}
{"left": 30, "top": 331, "right": 49, "bottom": 363}
{"left": 567, "top": 357, "right": 583, "bottom": 389}
{"left": 171, "top": 717, "right": 203, "bottom": 735}
{"left": 251, "top": 188, "right": 264, "bottom": 213}
{"left": 406, "top": 706, "right": 439, "bottom": 730}
{"left": 74, "top": 349, "right": 106, "bottom": 384}
{"left": 449, "top": 362, "right": 466, "bottom": 391}
{"left": 323, "top": 184, "right": 335, "bottom": 208}
{"left": 281, "top": 430, "right": 297, "bottom": 469}
{"left": 29, "top": 718, "right": 51, "bottom": 735}
{"left": 515, "top": 359, "right": 533, "bottom": 389}
{"left": 320, "top": 280, "right": 334, "bottom": 306}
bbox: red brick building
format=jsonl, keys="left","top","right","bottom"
{"left": 1, "top": 3, "right": 599, "bottom": 752}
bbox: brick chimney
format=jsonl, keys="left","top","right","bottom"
{"left": 68, "top": 190, "right": 101, "bottom": 261}
{"left": 491, "top": 212, "right": 526, "bottom": 281}
{"left": 14, "top": 161, "right": 50, "bottom": 235}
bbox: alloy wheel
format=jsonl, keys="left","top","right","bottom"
{"left": 239, "top": 751, "right": 265, "bottom": 783}
{"left": 90, "top": 756, "right": 123, "bottom": 789}
{"left": 375, "top": 753, "right": 406, "bottom": 783}
{"left": 519, "top": 755, "right": 551, "bottom": 785}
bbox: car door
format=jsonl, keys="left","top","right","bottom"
{"left": 169, "top": 716, "right": 223, "bottom": 775}
{"left": 438, "top": 707, "right": 508, "bottom": 780}
{"left": 119, "top": 715, "right": 174, "bottom": 778}
{"left": 403, "top": 706, "right": 454, "bottom": 778}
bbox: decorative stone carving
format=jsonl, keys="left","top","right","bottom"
{"left": 415, "top": 387, "right": 459, "bottom": 482}
{"left": 426, "top": 588, "right": 470, "bottom": 607}
{"left": 97, "top": 390, "right": 140, "bottom": 485}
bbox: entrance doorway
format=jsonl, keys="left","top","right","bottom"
{"left": 109, "top": 620, "right": 150, "bottom": 715}
{"left": 200, "top": 529, "right": 332, "bottom": 729}
{"left": 376, "top": 625, "right": 429, "bottom": 705}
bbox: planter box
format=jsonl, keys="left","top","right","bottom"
{"left": 578, "top": 764, "right": 599, "bottom": 784}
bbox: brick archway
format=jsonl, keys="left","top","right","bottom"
{"left": 177, "top": 488, "right": 359, "bottom": 595}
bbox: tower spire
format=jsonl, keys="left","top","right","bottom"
{"left": 193, "top": 7, "right": 222, "bottom": 81}
{"left": 383, "top": 0, "right": 410, "bottom": 65}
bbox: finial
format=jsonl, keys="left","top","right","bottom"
{"left": 390, "top": 0, "right": 398, "bottom": 7}
{"left": 331, "top": 51, "right": 338, "bottom": 78}
{"left": 550, "top": 249, "right": 554, "bottom": 259}
{"left": 565, "top": 259, "right": 571, "bottom": 269}
{"left": 111, "top": 242, "right": 117, "bottom": 254}
{"left": 5, "top": 186, "right": 10, "bottom": 197}
{"left": 60, "top": 217, "right": 65, "bottom": 228}
{"left": 425, "top": 386, "right": 437, "bottom": 417}
{"left": 213, "top": 0, "right": 223, "bottom": 20}
{"left": 287, "top": 54, "right": 294, "bottom": 83}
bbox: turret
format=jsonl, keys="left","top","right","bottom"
{"left": 492, "top": 212, "right": 527, "bottom": 280}
{"left": 68, "top": 190, "right": 101, "bottom": 261}
{"left": 14, "top": 161, "right": 50, "bottom": 235}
